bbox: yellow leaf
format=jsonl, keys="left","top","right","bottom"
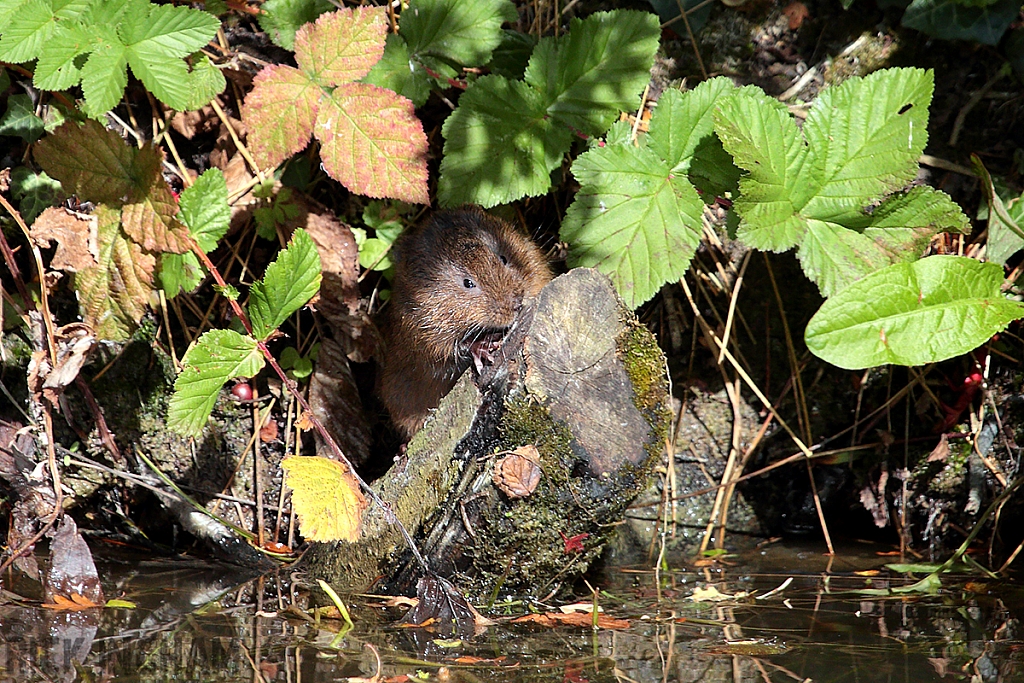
{"left": 281, "top": 456, "right": 367, "bottom": 542}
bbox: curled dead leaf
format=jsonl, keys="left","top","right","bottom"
{"left": 493, "top": 445, "right": 541, "bottom": 499}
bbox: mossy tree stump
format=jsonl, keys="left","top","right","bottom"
{"left": 304, "top": 269, "right": 671, "bottom": 599}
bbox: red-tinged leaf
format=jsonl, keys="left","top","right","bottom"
{"left": 559, "top": 530, "right": 589, "bottom": 554}
{"left": 294, "top": 7, "right": 387, "bottom": 87}
{"left": 242, "top": 65, "right": 321, "bottom": 169}
{"left": 33, "top": 119, "right": 137, "bottom": 204}
{"left": 121, "top": 181, "right": 191, "bottom": 254}
{"left": 317, "top": 83, "right": 428, "bottom": 204}
{"left": 73, "top": 205, "right": 156, "bottom": 341}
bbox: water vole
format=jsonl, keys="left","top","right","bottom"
{"left": 377, "top": 207, "right": 552, "bottom": 438}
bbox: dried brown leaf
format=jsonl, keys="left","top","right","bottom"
{"left": 44, "top": 515, "right": 104, "bottom": 606}
{"left": 511, "top": 611, "right": 630, "bottom": 630}
{"left": 493, "top": 445, "right": 542, "bottom": 498}
{"left": 29, "top": 207, "right": 98, "bottom": 272}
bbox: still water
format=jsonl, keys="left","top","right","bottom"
{"left": 1, "top": 541, "right": 1020, "bottom": 682}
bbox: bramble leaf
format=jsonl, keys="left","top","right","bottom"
{"left": 179, "top": 168, "right": 230, "bottom": 252}
{"left": 362, "top": 34, "right": 432, "bottom": 107}
{"left": 248, "top": 229, "right": 322, "bottom": 341}
{"left": 362, "top": 0, "right": 515, "bottom": 107}
{"left": 257, "top": 0, "right": 332, "bottom": 50}
{"left": 79, "top": 33, "right": 129, "bottom": 118}
{"left": 562, "top": 84, "right": 718, "bottom": 309}
{"left": 438, "top": 75, "right": 572, "bottom": 207}
{"left": 34, "top": 119, "right": 136, "bottom": 204}
{"left": 294, "top": 6, "right": 387, "bottom": 85}
{"left": 281, "top": 456, "right": 367, "bottom": 542}
{"left": 72, "top": 204, "right": 155, "bottom": 341}
{"left": 438, "top": 10, "right": 659, "bottom": 207}
{"left": 524, "top": 10, "right": 660, "bottom": 135}
{"left": 168, "top": 329, "right": 265, "bottom": 436}
{"left": 715, "top": 68, "right": 963, "bottom": 297}
{"left": 401, "top": 0, "right": 516, "bottom": 66}
{"left": 243, "top": 7, "right": 429, "bottom": 203}
{"left": 801, "top": 67, "right": 932, "bottom": 223}
{"left": 34, "top": 21, "right": 93, "bottom": 91}
{"left": 317, "top": 83, "right": 429, "bottom": 204}
{"left": 36, "top": 120, "right": 192, "bottom": 253}
{"left": 714, "top": 86, "right": 820, "bottom": 252}
{"left": 805, "top": 256, "right": 1024, "bottom": 369}
{"left": 2, "top": 0, "right": 220, "bottom": 116}
{"left": 241, "top": 65, "right": 322, "bottom": 168}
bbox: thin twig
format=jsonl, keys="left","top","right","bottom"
{"left": 187, "top": 237, "right": 432, "bottom": 573}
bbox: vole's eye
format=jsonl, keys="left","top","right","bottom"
{"left": 463, "top": 277, "right": 476, "bottom": 289}
{"left": 499, "top": 255, "right": 509, "bottom": 266}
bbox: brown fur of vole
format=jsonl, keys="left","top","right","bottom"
{"left": 378, "top": 207, "right": 552, "bottom": 438}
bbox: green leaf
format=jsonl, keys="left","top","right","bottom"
{"left": 117, "top": 0, "right": 220, "bottom": 112}
{"left": 80, "top": 36, "right": 128, "bottom": 118}
{"left": 973, "top": 154, "right": 1024, "bottom": 266}
{"left": 184, "top": 54, "right": 226, "bottom": 110}
{"left": 560, "top": 82, "right": 719, "bottom": 308}
{"left": 714, "top": 87, "right": 820, "bottom": 252}
{"left": 257, "top": 0, "right": 332, "bottom": 50}
{"left": 714, "top": 68, "right": 946, "bottom": 297}
{"left": 648, "top": 78, "right": 735, "bottom": 172}
{"left": 488, "top": 29, "right": 535, "bottom": 79}
{"left": 562, "top": 144, "right": 704, "bottom": 309}
{"left": 438, "top": 74, "right": 572, "bottom": 207}
{"left": 805, "top": 256, "right": 1024, "bottom": 369}
{"left": 159, "top": 252, "right": 204, "bottom": 297}
{"left": 801, "top": 67, "right": 932, "bottom": 223}
{"left": 0, "top": 94, "right": 44, "bottom": 142}
{"left": 438, "top": 9, "right": 659, "bottom": 207}
{"left": 902, "top": 0, "right": 1019, "bottom": 45}
{"left": 34, "top": 21, "right": 94, "bottom": 90}
{"left": 524, "top": 10, "right": 660, "bottom": 135}
{"left": 163, "top": 168, "right": 227, "bottom": 296}
{"left": 401, "top": 0, "right": 516, "bottom": 66}
{"left": 358, "top": 237, "right": 393, "bottom": 270}
{"left": 248, "top": 229, "right": 322, "bottom": 341}
{"left": 0, "top": 0, "right": 59, "bottom": 62}
{"left": 10, "top": 166, "right": 62, "bottom": 223}
{"left": 168, "top": 329, "right": 265, "bottom": 436}
{"left": 179, "top": 167, "right": 229, "bottom": 252}
{"left": 362, "top": 34, "right": 432, "bottom": 107}
{"left": 796, "top": 219, "right": 891, "bottom": 299}
{"left": 118, "top": 0, "right": 219, "bottom": 58}
{"left": 987, "top": 197, "right": 1024, "bottom": 266}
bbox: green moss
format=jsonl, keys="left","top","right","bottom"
{"left": 499, "top": 398, "right": 574, "bottom": 486}
{"left": 616, "top": 318, "right": 672, "bottom": 462}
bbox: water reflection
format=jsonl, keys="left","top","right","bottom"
{"left": 1, "top": 544, "right": 1021, "bottom": 682}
